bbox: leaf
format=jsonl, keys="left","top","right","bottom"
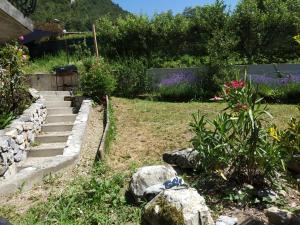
{"left": 248, "top": 109, "right": 255, "bottom": 129}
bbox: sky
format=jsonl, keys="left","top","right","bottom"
{"left": 112, "top": 0, "right": 239, "bottom": 17}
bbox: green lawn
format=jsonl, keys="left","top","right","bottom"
{"left": 1, "top": 98, "right": 299, "bottom": 225}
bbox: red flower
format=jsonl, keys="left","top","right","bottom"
{"left": 231, "top": 80, "right": 245, "bottom": 89}
{"left": 225, "top": 80, "right": 245, "bottom": 89}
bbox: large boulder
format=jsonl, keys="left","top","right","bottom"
{"left": 129, "top": 165, "right": 177, "bottom": 203}
{"left": 287, "top": 155, "right": 300, "bottom": 174}
{"left": 265, "top": 207, "right": 300, "bottom": 225}
{"left": 142, "top": 187, "right": 214, "bottom": 225}
{"left": 163, "top": 148, "right": 199, "bottom": 169}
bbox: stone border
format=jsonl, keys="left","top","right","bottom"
{"left": 0, "top": 98, "right": 92, "bottom": 196}
{"left": 0, "top": 88, "right": 47, "bottom": 180}
{"left": 97, "top": 95, "right": 111, "bottom": 160}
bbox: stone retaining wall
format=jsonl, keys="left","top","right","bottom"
{"left": 0, "top": 89, "right": 47, "bottom": 180}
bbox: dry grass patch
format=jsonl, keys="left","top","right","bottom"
{"left": 108, "top": 97, "right": 299, "bottom": 171}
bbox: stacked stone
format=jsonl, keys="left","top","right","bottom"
{"left": 0, "top": 89, "right": 47, "bottom": 179}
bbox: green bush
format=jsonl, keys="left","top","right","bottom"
{"left": 80, "top": 58, "right": 116, "bottom": 102}
{"left": 190, "top": 80, "right": 285, "bottom": 186}
{"left": 258, "top": 83, "right": 300, "bottom": 104}
{"left": 110, "top": 58, "right": 150, "bottom": 98}
{"left": 0, "top": 43, "right": 31, "bottom": 128}
{"left": 280, "top": 106, "right": 300, "bottom": 158}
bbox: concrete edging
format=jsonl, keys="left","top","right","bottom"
{"left": 0, "top": 98, "right": 92, "bottom": 196}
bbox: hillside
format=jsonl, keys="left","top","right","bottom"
{"left": 30, "top": 0, "right": 128, "bottom": 31}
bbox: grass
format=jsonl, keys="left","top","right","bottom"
{"left": 0, "top": 163, "right": 141, "bottom": 225}
{"left": 24, "top": 51, "right": 83, "bottom": 74}
{"left": 1, "top": 98, "right": 298, "bottom": 224}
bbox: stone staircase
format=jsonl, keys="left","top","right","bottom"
{"left": 18, "top": 91, "right": 76, "bottom": 170}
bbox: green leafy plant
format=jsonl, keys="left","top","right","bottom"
{"left": 80, "top": 57, "right": 116, "bottom": 102}
{"left": 280, "top": 106, "right": 300, "bottom": 158}
{"left": 0, "top": 112, "right": 15, "bottom": 129}
{"left": 0, "top": 43, "right": 31, "bottom": 128}
{"left": 190, "top": 79, "right": 285, "bottom": 186}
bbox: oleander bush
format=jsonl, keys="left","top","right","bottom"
{"left": 0, "top": 43, "right": 31, "bottom": 129}
{"left": 190, "top": 79, "right": 285, "bottom": 186}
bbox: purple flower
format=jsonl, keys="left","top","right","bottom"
{"left": 249, "top": 73, "right": 300, "bottom": 87}
{"left": 160, "top": 72, "right": 198, "bottom": 86}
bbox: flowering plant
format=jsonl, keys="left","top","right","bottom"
{"left": 0, "top": 43, "right": 31, "bottom": 127}
{"left": 190, "top": 80, "right": 285, "bottom": 186}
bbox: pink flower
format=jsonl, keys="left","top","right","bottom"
{"left": 231, "top": 80, "right": 245, "bottom": 89}
{"left": 210, "top": 96, "right": 223, "bottom": 101}
{"left": 18, "top": 36, "right": 24, "bottom": 42}
{"left": 22, "top": 55, "right": 27, "bottom": 61}
{"left": 225, "top": 80, "right": 245, "bottom": 89}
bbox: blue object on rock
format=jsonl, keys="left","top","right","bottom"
{"left": 163, "top": 176, "right": 184, "bottom": 189}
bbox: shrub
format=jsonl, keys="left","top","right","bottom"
{"left": 80, "top": 58, "right": 116, "bottom": 102}
{"left": 190, "top": 79, "right": 285, "bottom": 186}
{"left": 110, "top": 58, "right": 150, "bottom": 98}
{"left": 0, "top": 43, "right": 31, "bottom": 128}
{"left": 257, "top": 83, "right": 300, "bottom": 104}
{"left": 280, "top": 106, "right": 300, "bottom": 159}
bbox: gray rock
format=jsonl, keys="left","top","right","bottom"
{"left": 14, "top": 151, "right": 24, "bottom": 162}
{"left": 16, "top": 134, "right": 25, "bottom": 145}
{"left": 256, "top": 189, "right": 278, "bottom": 202}
{"left": 23, "top": 122, "right": 34, "bottom": 131}
{"left": 216, "top": 216, "right": 238, "bottom": 225}
{"left": 129, "top": 165, "right": 177, "bottom": 202}
{"left": 288, "top": 155, "right": 300, "bottom": 173}
{"left": 143, "top": 184, "right": 166, "bottom": 201}
{"left": 143, "top": 187, "right": 214, "bottom": 225}
{"left": 265, "top": 207, "right": 300, "bottom": 225}
{"left": 0, "top": 153, "right": 8, "bottom": 176}
{"left": 4, "top": 129, "right": 18, "bottom": 138}
{"left": 0, "top": 137, "right": 10, "bottom": 152}
{"left": 163, "top": 148, "right": 199, "bottom": 169}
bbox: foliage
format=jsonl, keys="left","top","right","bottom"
{"left": 257, "top": 83, "right": 300, "bottom": 104}
{"left": 110, "top": 58, "right": 150, "bottom": 97}
{"left": 0, "top": 43, "right": 31, "bottom": 128}
{"left": 19, "top": 163, "right": 141, "bottom": 225}
{"left": 231, "top": 0, "right": 300, "bottom": 63}
{"left": 190, "top": 80, "right": 285, "bottom": 186}
{"left": 24, "top": 51, "right": 82, "bottom": 74}
{"left": 0, "top": 113, "right": 15, "bottom": 130}
{"left": 94, "top": 0, "right": 300, "bottom": 63}
{"left": 279, "top": 106, "right": 300, "bottom": 158}
{"left": 80, "top": 57, "right": 116, "bottom": 102}
{"left": 30, "top": 0, "right": 128, "bottom": 31}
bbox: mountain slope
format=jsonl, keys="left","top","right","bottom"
{"left": 30, "top": 0, "right": 128, "bottom": 31}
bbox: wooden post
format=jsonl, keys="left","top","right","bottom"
{"left": 92, "top": 24, "right": 99, "bottom": 58}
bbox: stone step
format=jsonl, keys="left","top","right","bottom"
{"left": 39, "top": 91, "right": 72, "bottom": 96}
{"left": 47, "top": 107, "right": 75, "bottom": 115}
{"left": 45, "top": 101, "right": 72, "bottom": 108}
{"left": 46, "top": 114, "right": 76, "bottom": 123}
{"left": 42, "top": 122, "right": 74, "bottom": 132}
{"left": 43, "top": 96, "right": 66, "bottom": 101}
{"left": 27, "top": 142, "right": 65, "bottom": 157}
{"left": 35, "top": 131, "right": 71, "bottom": 143}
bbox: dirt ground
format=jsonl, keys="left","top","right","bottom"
{"left": 0, "top": 105, "right": 103, "bottom": 214}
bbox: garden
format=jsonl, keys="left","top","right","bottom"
{"left": 0, "top": 0, "right": 300, "bottom": 224}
